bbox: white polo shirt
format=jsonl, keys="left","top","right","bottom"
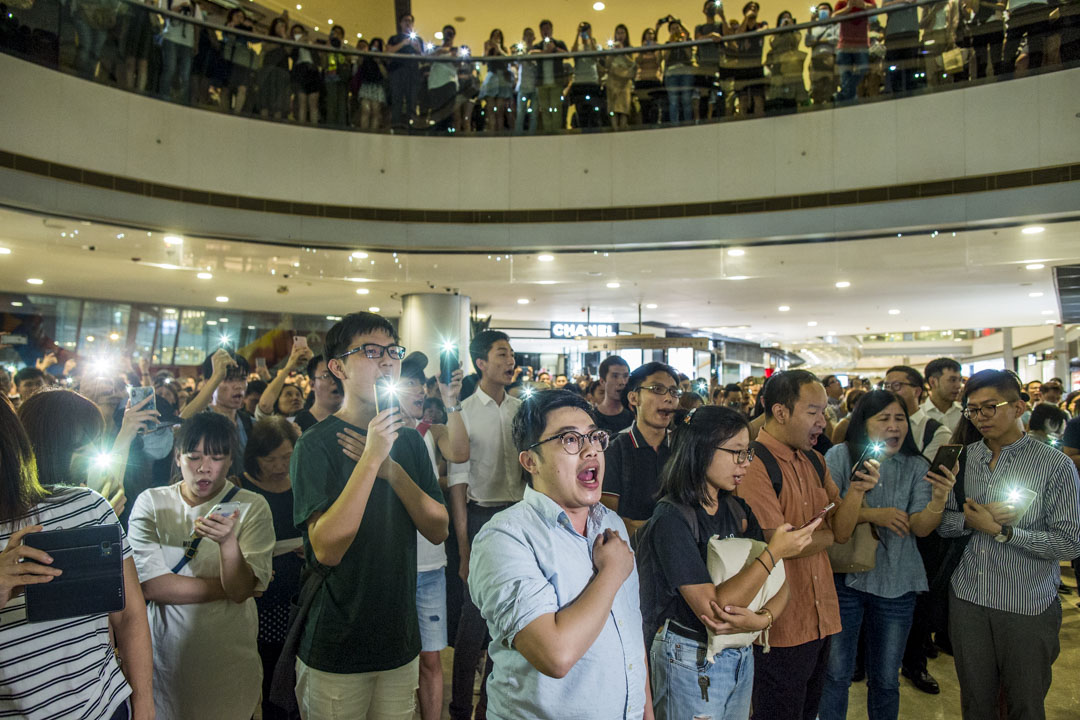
{"left": 448, "top": 386, "right": 525, "bottom": 505}
{"left": 919, "top": 397, "right": 964, "bottom": 433}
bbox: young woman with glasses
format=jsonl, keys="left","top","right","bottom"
{"left": 637, "top": 405, "right": 816, "bottom": 720}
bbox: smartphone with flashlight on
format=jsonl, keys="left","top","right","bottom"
{"left": 799, "top": 502, "right": 835, "bottom": 529}
{"left": 440, "top": 344, "right": 459, "bottom": 385}
{"left": 375, "top": 376, "right": 400, "bottom": 416}
{"left": 849, "top": 442, "right": 884, "bottom": 482}
{"left": 1002, "top": 487, "right": 1038, "bottom": 519}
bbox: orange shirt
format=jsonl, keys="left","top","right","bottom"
{"left": 736, "top": 428, "right": 843, "bottom": 647}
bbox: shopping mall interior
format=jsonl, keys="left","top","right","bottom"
{"left": 1, "top": 0, "right": 1079, "bottom": 717}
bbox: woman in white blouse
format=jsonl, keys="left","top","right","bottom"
{"left": 128, "top": 412, "right": 275, "bottom": 720}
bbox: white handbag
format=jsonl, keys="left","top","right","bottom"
{"left": 704, "top": 536, "right": 786, "bottom": 660}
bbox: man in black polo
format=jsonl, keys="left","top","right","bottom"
{"left": 600, "top": 361, "right": 680, "bottom": 535}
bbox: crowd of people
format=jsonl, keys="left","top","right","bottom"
{"left": 1, "top": 309, "right": 1079, "bottom": 720}
{"left": 3, "top": 0, "right": 1078, "bottom": 131}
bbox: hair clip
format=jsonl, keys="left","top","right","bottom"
{"left": 684, "top": 407, "right": 699, "bottom": 424}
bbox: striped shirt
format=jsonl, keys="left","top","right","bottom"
{"left": 0, "top": 488, "right": 132, "bottom": 719}
{"left": 939, "top": 434, "right": 1080, "bottom": 615}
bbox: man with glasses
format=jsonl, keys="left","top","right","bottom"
{"left": 822, "top": 375, "right": 846, "bottom": 423}
{"left": 922, "top": 357, "right": 964, "bottom": 432}
{"left": 468, "top": 389, "right": 650, "bottom": 718}
{"left": 737, "top": 369, "right": 876, "bottom": 720}
{"left": 601, "top": 362, "right": 681, "bottom": 536}
{"left": 448, "top": 330, "right": 523, "bottom": 720}
{"left": 938, "top": 369, "right": 1080, "bottom": 720}
{"left": 290, "top": 311, "right": 449, "bottom": 717}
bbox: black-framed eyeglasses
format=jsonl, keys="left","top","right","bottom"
{"left": 880, "top": 381, "right": 918, "bottom": 392}
{"left": 715, "top": 446, "right": 756, "bottom": 464}
{"left": 336, "top": 343, "right": 407, "bottom": 361}
{"left": 527, "top": 429, "right": 610, "bottom": 455}
{"left": 962, "top": 400, "right": 1010, "bottom": 420}
{"left": 638, "top": 384, "right": 684, "bottom": 399}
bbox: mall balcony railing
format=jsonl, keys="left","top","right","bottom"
{"left": 1, "top": 0, "right": 1077, "bottom": 135}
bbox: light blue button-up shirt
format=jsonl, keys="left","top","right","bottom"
{"left": 469, "top": 485, "right": 647, "bottom": 720}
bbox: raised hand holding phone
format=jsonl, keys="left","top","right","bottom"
{"left": 0, "top": 525, "right": 61, "bottom": 605}
{"left": 195, "top": 504, "right": 241, "bottom": 544}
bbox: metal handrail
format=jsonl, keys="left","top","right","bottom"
{"left": 125, "top": 0, "right": 948, "bottom": 63}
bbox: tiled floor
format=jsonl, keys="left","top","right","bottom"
{"left": 422, "top": 566, "right": 1080, "bottom": 719}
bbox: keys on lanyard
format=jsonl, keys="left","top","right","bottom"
{"left": 698, "top": 673, "right": 710, "bottom": 702}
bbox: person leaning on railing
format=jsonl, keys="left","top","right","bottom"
{"left": 605, "top": 24, "right": 636, "bottom": 129}
{"left": 806, "top": 3, "right": 840, "bottom": 103}
{"left": 635, "top": 26, "right": 665, "bottom": 125}
{"left": 765, "top": 10, "right": 808, "bottom": 114}
{"left": 732, "top": 2, "right": 769, "bottom": 117}
{"left": 257, "top": 14, "right": 291, "bottom": 122}
{"left": 662, "top": 16, "right": 697, "bottom": 125}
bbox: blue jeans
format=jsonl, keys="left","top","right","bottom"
{"left": 650, "top": 621, "right": 754, "bottom": 720}
{"left": 819, "top": 577, "right": 917, "bottom": 720}
{"left": 665, "top": 71, "right": 694, "bottom": 125}
{"left": 514, "top": 90, "right": 538, "bottom": 134}
{"left": 159, "top": 40, "right": 193, "bottom": 103}
{"left": 72, "top": 17, "right": 108, "bottom": 79}
{"left": 836, "top": 49, "right": 869, "bottom": 103}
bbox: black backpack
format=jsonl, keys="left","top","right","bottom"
{"left": 750, "top": 440, "right": 826, "bottom": 495}
{"left": 634, "top": 494, "right": 746, "bottom": 642}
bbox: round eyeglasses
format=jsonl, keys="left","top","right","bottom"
{"left": 527, "top": 429, "right": 610, "bottom": 455}
{"left": 961, "top": 400, "right": 1010, "bottom": 420}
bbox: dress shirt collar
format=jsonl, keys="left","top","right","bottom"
{"left": 628, "top": 422, "right": 669, "bottom": 451}
{"left": 757, "top": 426, "right": 797, "bottom": 462}
{"left": 522, "top": 484, "right": 606, "bottom": 536}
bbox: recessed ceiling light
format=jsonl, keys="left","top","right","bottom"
{"left": 215, "top": 296, "right": 229, "bottom": 303}
{"left": 163, "top": 235, "right": 183, "bottom": 245}
{"left": 356, "top": 288, "right": 370, "bottom": 295}
{"left": 920, "top": 325, "right": 931, "bottom": 330}
{"left": 646, "top": 303, "right": 658, "bottom": 309}
{"left": 1029, "top": 291, "right": 1044, "bottom": 298}
{"left": 295, "top": 3, "right": 300, "bottom": 8}
{"left": 593, "top": 1, "right": 605, "bottom": 9}
{"left": 351, "top": 251, "right": 368, "bottom": 259}
{"left": 835, "top": 281, "right": 851, "bottom": 288}
{"left": 356, "top": 32, "right": 362, "bottom": 38}
{"left": 778, "top": 305, "right": 790, "bottom": 312}
{"left": 1025, "top": 263, "right": 1045, "bottom": 270}
{"left": 0, "top": 247, "right": 10, "bottom": 254}
{"left": 197, "top": 272, "right": 212, "bottom": 280}
{"left": 26, "top": 278, "right": 43, "bottom": 285}
{"left": 888, "top": 309, "right": 901, "bottom": 315}
{"left": 11, "top": 301, "right": 23, "bottom": 307}
{"left": 368, "top": 306, "right": 381, "bottom": 312}
{"left": 537, "top": 254, "right": 554, "bottom": 262}
{"left": 517, "top": 298, "right": 530, "bottom": 305}
{"left": 827, "top": 331, "right": 836, "bottom": 336}
{"left": 248, "top": 325, "right": 256, "bottom": 330}
{"left": 1021, "top": 226, "right": 1045, "bottom": 234}
{"left": 109, "top": 332, "right": 120, "bottom": 340}
{"left": 206, "top": 320, "right": 218, "bottom": 326}
{"left": 807, "top": 321, "right": 818, "bottom": 327}
{"left": 727, "top": 248, "right": 745, "bottom": 257}
{"left": 727, "top": 275, "right": 749, "bottom": 281}
{"left": 606, "top": 282, "right": 621, "bottom": 289}
{"left": 219, "top": 318, "right": 228, "bottom": 323}
{"left": 1045, "top": 319, "right": 1057, "bottom": 324}
{"left": 535, "top": 280, "right": 558, "bottom": 285}
{"left": 327, "top": 18, "right": 333, "bottom": 23}
{"left": 680, "top": 322, "right": 690, "bottom": 327}
{"left": 1041, "top": 310, "right": 1054, "bottom": 315}
{"left": 86, "top": 335, "right": 95, "bottom": 342}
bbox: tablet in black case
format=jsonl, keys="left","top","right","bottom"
{"left": 22, "top": 525, "right": 126, "bottom": 622}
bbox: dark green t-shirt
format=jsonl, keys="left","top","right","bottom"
{"left": 291, "top": 415, "right": 444, "bottom": 673}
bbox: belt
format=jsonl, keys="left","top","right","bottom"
{"left": 665, "top": 619, "right": 708, "bottom": 644}
{"left": 467, "top": 501, "right": 514, "bottom": 510}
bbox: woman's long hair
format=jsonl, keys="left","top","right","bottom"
{"left": 660, "top": 405, "right": 750, "bottom": 508}
{"left": 844, "top": 389, "right": 920, "bottom": 461}
{"left": 0, "top": 396, "right": 50, "bottom": 524}
{"left": 18, "top": 389, "right": 106, "bottom": 488}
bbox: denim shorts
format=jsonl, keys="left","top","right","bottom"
{"left": 649, "top": 620, "right": 754, "bottom": 720}
{"left": 416, "top": 568, "right": 448, "bottom": 653}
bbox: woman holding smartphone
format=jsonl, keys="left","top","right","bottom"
{"left": 128, "top": 412, "right": 275, "bottom": 720}
{"left": 817, "top": 390, "right": 955, "bottom": 720}
{"left": 638, "top": 405, "right": 817, "bottom": 720}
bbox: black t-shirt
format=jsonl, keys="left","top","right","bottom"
{"left": 1063, "top": 415, "right": 1080, "bottom": 451}
{"left": 241, "top": 477, "right": 302, "bottom": 611}
{"left": 595, "top": 407, "right": 635, "bottom": 435}
{"left": 294, "top": 408, "right": 319, "bottom": 433}
{"left": 648, "top": 496, "right": 764, "bottom": 635}
{"left": 602, "top": 424, "right": 670, "bottom": 521}
{"left": 696, "top": 21, "right": 722, "bottom": 66}
{"left": 388, "top": 33, "right": 422, "bottom": 72}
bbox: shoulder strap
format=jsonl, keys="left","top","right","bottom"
{"left": 922, "top": 418, "right": 943, "bottom": 450}
{"left": 751, "top": 441, "right": 784, "bottom": 496}
{"left": 723, "top": 494, "right": 747, "bottom": 532}
{"left": 802, "top": 449, "right": 826, "bottom": 487}
{"left": 171, "top": 486, "right": 241, "bottom": 574}
{"left": 658, "top": 495, "right": 702, "bottom": 545}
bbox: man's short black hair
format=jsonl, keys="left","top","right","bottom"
{"left": 512, "top": 389, "right": 594, "bottom": 484}
{"left": 245, "top": 380, "right": 267, "bottom": 397}
{"left": 924, "top": 357, "right": 962, "bottom": 380}
{"left": 598, "top": 355, "right": 630, "bottom": 380}
{"left": 723, "top": 383, "right": 742, "bottom": 395}
{"left": 325, "top": 312, "right": 397, "bottom": 361}
{"left": 1029, "top": 403, "right": 1068, "bottom": 434}
{"left": 469, "top": 330, "right": 510, "bottom": 377}
{"left": 555, "top": 373, "right": 567, "bottom": 380}
{"left": 962, "top": 369, "right": 1022, "bottom": 404}
{"left": 199, "top": 351, "right": 250, "bottom": 380}
{"left": 539, "top": 18, "right": 553, "bottom": 28}
{"left": 762, "top": 369, "right": 820, "bottom": 419}
{"left": 624, "top": 361, "right": 679, "bottom": 410}
{"left": 886, "top": 365, "right": 925, "bottom": 391}
{"left": 14, "top": 367, "right": 44, "bottom": 385}
{"left": 305, "top": 354, "right": 326, "bottom": 378}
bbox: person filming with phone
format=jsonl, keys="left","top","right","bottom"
{"left": 818, "top": 390, "right": 954, "bottom": 720}
{"left": 937, "top": 370, "right": 1080, "bottom": 720}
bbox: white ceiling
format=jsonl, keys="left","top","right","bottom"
{"left": 0, "top": 208, "right": 1073, "bottom": 346}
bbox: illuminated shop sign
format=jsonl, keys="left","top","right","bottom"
{"left": 549, "top": 322, "right": 620, "bottom": 338}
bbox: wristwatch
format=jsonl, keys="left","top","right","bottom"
{"left": 994, "top": 525, "right": 1013, "bottom": 543}
{"left": 446, "top": 404, "right": 462, "bottom": 414}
